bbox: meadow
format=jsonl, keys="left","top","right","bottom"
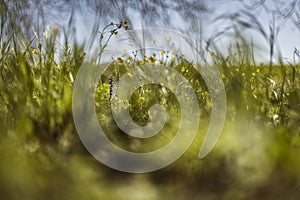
{"left": 1, "top": 14, "right": 300, "bottom": 200}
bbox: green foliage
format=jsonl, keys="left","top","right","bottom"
{"left": 0, "top": 28, "right": 85, "bottom": 142}
{"left": 1, "top": 19, "right": 300, "bottom": 199}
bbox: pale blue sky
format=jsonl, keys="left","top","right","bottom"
{"left": 68, "top": 0, "right": 300, "bottom": 64}
{"left": 203, "top": 0, "right": 300, "bottom": 63}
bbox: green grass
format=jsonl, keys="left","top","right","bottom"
{"left": 1, "top": 19, "right": 300, "bottom": 200}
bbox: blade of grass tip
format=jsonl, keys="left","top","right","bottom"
{"left": 268, "top": 16, "right": 274, "bottom": 75}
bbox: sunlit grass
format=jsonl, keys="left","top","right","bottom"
{"left": 1, "top": 14, "right": 300, "bottom": 200}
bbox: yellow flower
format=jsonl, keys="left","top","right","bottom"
{"left": 210, "top": 52, "right": 215, "bottom": 57}
{"left": 124, "top": 19, "right": 129, "bottom": 24}
{"left": 160, "top": 51, "right": 165, "bottom": 55}
{"left": 241, "top": 72, "right": 245, "bottom": 77}
{"left": 151, "top": 39, "right": 156, "bottom": 44}
{"left": 252, "top": 72, "right": 256, "bottom": 76}
{"left": 221, "top": 73, "right": 226, "bottom": 79}
{"left": 139, "top": 61, "right": 146, "bottom": 65}
{"left": 167, "top": 36, "right": 171, "bottom": 41}
{"left": 170, "top": 57, "right": 175, "bottom": 61}
{"left": 148, "top": 55, "right": 157, "bottom": 63}
{"left": 235, "top": 68, "right": 240, "bottom": 72}
{"left": 117, "top": 57, "right": 124, "bottom": 64}
{"left": 32, "top": 49, "right": 38, "bottom": 54}
{"left": 172, "top": 49, "right": 177, "bottom": 53}
{"left": 256, "top": 68, "right": 260, "bottom": 73}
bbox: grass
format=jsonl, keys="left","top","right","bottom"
{"left": 1, "top": 16, "right": 300, "bottom": 200}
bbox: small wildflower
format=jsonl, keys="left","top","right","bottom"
{"left": 148, "top": 55, "right": 157, "bottom": 63}
{"left": 32, "top": 49, "right": 38, "bottom": 54}
{"left": 117, "top": 71, "right": 120, "bottom": 82}
{"left": 172, "top": 49, "right": 177, "bottom": 53}
{"left": 124, "top": 19, "right": 129, "bottom": 24}
{"left": 210, "top": 52, "right": 215, "bottom": 57}
{"left": 170, "top": 57, "right": 175, "bottom": 61}
{"left": 241, "top": 72, "right": 245, "bottom": 77}
{"left": 117, "top": 57, "right": 124, "bottom": 64}
{"left": 139, "top": 61, "right": 146, "bottom": 65}
{"left": 167, "top": 36, "right": 171, "bottom": 41}
{"left": 256, "top": 68, "right": 260, "bottom": 73}
{"left": 252, "top": 72, "right": 256, "bottom": 76}
{"left": 235, "top": 68, "right": 240, "bottom": 72}
{"left": 151, "top": 39, "right": 156, "bottom": 44}
{"left": 160, "top": 51, "right": 165, "bottom": 55}
{"left": 221, "top": 73, "right": 226, "bottom": 79}
{"left": 109, "top": 76, "right": 114, "bottom": 100}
